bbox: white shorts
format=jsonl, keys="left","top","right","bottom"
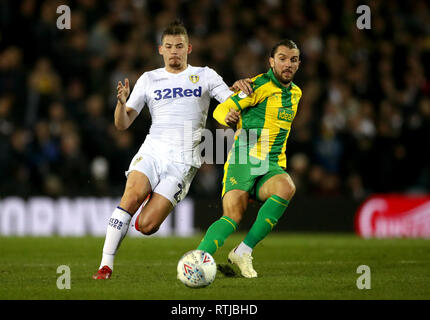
{"left": 125, "top": 137, "right": 198, "bottom": 207}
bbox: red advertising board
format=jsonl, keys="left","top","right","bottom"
{"left": 355, "top": 194, "right": 430, "bottom": 238}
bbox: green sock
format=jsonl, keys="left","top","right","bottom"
{"left": 197, "top": 216, "right": 238, "bottom": 255}
{"left": 243, "top": 195, "right": 289, "bottom": 248}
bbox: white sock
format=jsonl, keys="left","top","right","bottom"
{"left": 234, "top": 241, "right": 253, "bottom": 256}
{"left": 99, "top": 207, "right": 132, "bottom": 270}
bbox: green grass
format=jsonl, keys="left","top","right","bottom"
{"left": 0, "top": 233, "right": 429, "bottom": 300}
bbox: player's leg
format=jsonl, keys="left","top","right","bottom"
{"left": 135, "top": 163, "right": 197, "bottom": 235}
{"left": 237, "top": 172, "right": 295, "bottom": 257}
{"left": 197, "top": 152, "right": 254, "bottom": 255}
{"left": 219, "top": 190, "right": 261, "bottom": 278}
{"left": 134, "top": 192, "right": 173, "bottom": 235}
{"left": 197, "top": 189, "right": 248, "bottom": 255}
{"left": 94, "top": 170, "right": 152, "bottom": 279}
{"left": 229, "top": 172, "right": 294, "bottom": 278}
{"left": 94, "top": 147, "right": 161, "bottom": 279}
{"left": 119, "top": 170, "right": 153, "bottom": 214}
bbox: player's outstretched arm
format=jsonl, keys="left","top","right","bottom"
{"left": 114, "top": 78, "right": 138, "bottom": 130}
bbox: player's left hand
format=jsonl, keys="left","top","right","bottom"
{"left": 225, "top": 108, "right": 240, "bottom": 127}
{"left": 230, "top": 78, "right": 253, "bottom": 95}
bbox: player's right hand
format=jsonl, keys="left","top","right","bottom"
{"left": 230, "top": 78, "right": 253, "bottom": 95}
{"left": 117, "top": 78, "right": 130, "bottom": 106}
{"left": 225, "top": 108, "right": 240, "bottom": 127}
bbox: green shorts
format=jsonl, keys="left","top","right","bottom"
{"left": 221, "top": 153, "right": 288, "bottom": 202}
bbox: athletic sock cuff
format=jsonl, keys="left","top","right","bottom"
{"left": 220, "top": 216, "right": 238, "bottom": 231}
{"left": 112, "top": 207, "right": 132, "bottom": 224}
{"left": 269, "top": 195, "right": 290, "bottom": 207}
{"left": 117, "top": 206, "right": 132, "bottom": 215}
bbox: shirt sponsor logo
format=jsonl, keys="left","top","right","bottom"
{"left": 277, "top": 108, "right": 295, "bottom": 122}
{"left": 154, "top": 86, "right": 202, "bottom": 100}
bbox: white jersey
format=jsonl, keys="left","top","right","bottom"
{"left": 126, "top": 65, "right": 232, "bottom": 168}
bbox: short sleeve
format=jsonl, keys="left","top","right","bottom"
{"left": 205, "top": 67, "right": 233, "bottom": 103}
{"left": 228, "top": 86, "right": 266, "bottom": 112}
{"left": 126, "top": 74, "right": 148, "bottom": 114}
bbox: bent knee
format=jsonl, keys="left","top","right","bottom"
{"left": 223, "top": 191, "right": 248, "bottom": 224}
{"left": 139, "top": 220, "right": 160, "bottom": 236}
{"left": 274, "top": 177, "right": 296, "bottom": 200}
{"left": 223, "top": 210, "right": 243, "bottom": 225}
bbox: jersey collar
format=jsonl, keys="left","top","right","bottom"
{"left": 164, "top": 64, "right": 190, "bottom": 75}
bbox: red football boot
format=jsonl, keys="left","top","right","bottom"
{"left": 92, "top": 266, "right": 112, "bottom": 279}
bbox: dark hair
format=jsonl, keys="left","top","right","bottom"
{"left": 161, "top": 19, "right": 189, "bottom": 43}
{"left": 270, "top": 39, "right": 299, "bottom": 57}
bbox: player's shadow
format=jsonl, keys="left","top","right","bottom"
{"left": 217, "top": 264, "right": 240, "bottom": 277}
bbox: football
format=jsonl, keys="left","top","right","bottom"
{"left": 177, "top": 250, "right": 217, "bottom": 288}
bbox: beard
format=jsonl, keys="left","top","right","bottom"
{"left": 273, "top": 65, "right": 296, "bottom": 85}
{"left": 276, "top": 70, "right": 294, "bottom": 85}
{"left": 169, "top": 57, "right": 182, "bottom": 69}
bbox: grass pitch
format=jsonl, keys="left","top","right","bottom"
{"left": 0, "top": 233, "right": 429, "bottom": 300}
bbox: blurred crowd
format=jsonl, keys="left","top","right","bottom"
{"left": 0, "top": 0, "right": 429, "bottom": 199}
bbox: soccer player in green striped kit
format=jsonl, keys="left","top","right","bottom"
{"left": 197, "top": 40, "right": 302, "bottom": 278}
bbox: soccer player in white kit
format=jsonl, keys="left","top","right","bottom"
{"left": 93, "top": 20, "right": 252, "bottom": 279}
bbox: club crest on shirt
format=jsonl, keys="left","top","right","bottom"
{"left": 189, "top": 75, "right": 199, "bottom": 84}
{"left": 271, "top": 92, "right": 280, "bottom": 99}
